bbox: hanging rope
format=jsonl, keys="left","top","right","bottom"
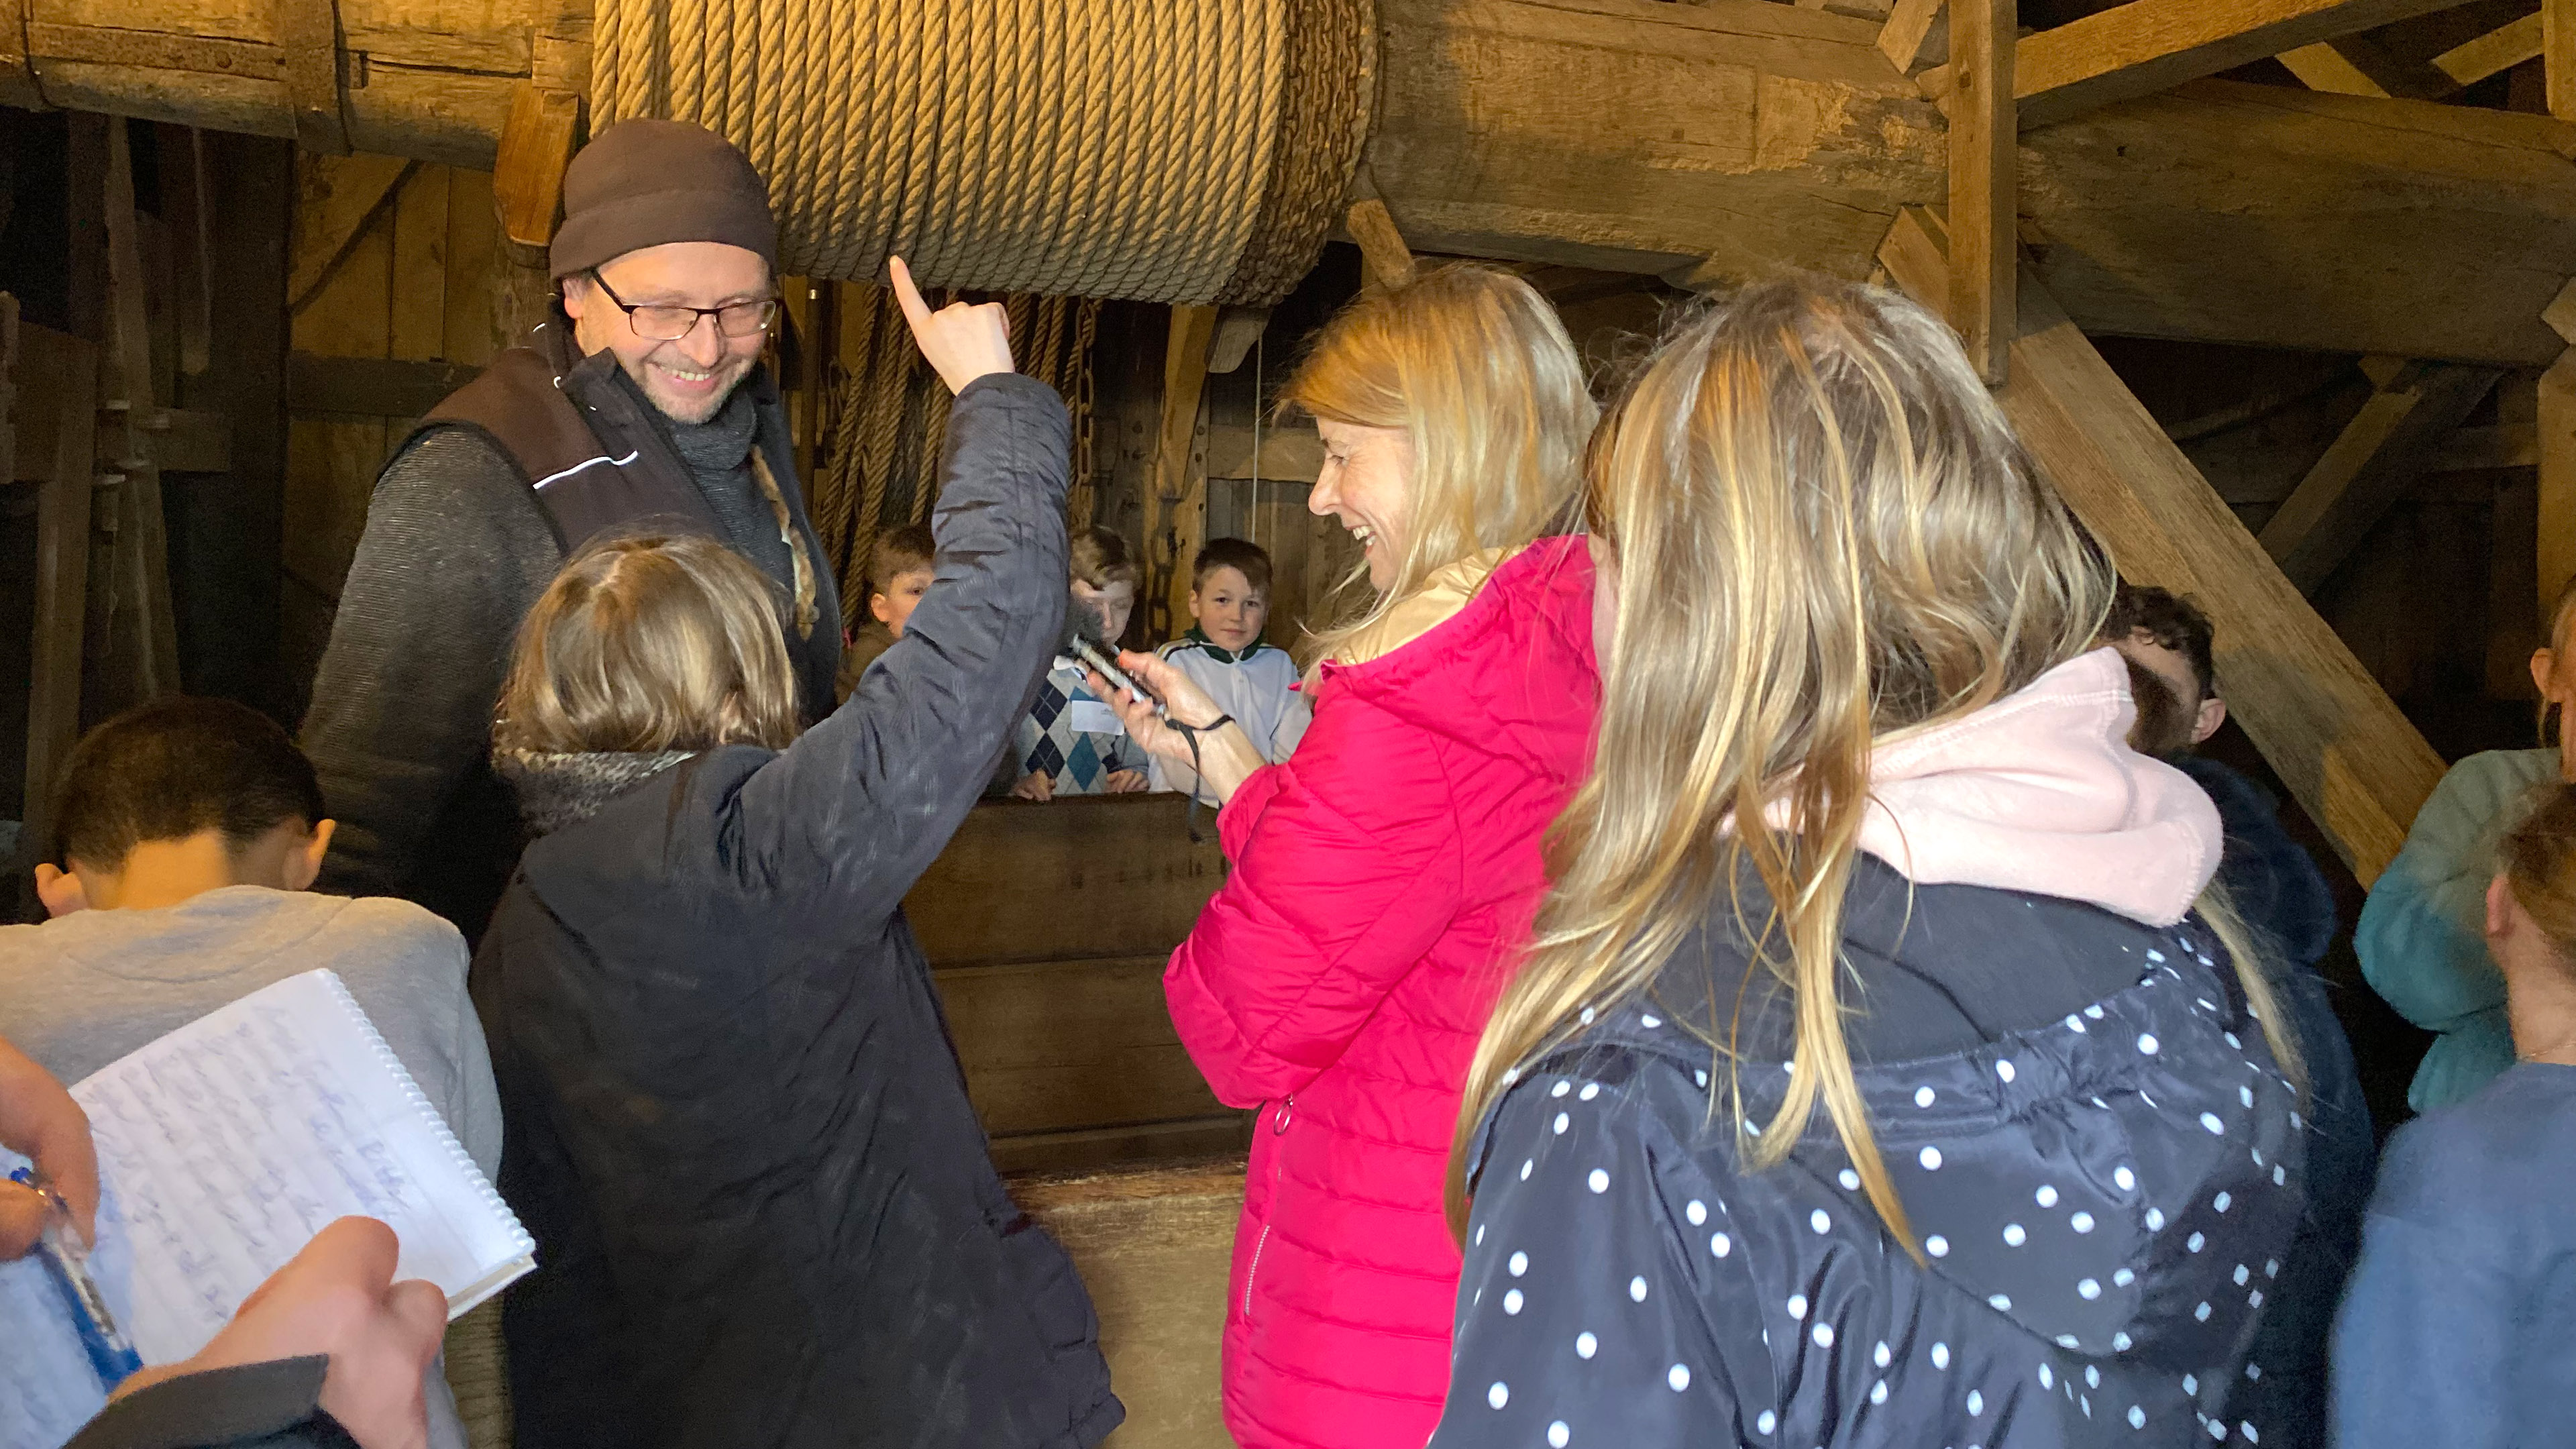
{"left": 590, "top": 0, "right": 1371, "bottom": 307}
{"left": 812, "top": 282, "right": 1102, "bottom": 627}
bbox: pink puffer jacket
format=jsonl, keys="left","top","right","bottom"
{"left": 1166, "top": 537, "right": 1599, "bottom": 1449}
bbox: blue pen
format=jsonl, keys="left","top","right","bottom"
{"left": 9, "top": 1166, "right": 143, "bottom": 1389}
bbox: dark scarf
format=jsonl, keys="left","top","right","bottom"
{"left": 494, "top": 748, "right": 698, "bottom": 836}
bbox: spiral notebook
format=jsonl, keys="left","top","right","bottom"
{"left": 0, "top": 968, "right": 533, "bottom": 1446}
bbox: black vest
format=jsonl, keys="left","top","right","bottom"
{"left": 411, "top": 319, "right": 841, "bottom": 721}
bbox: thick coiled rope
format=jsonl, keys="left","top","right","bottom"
{"left": 591, "top": 0, "right": 1371, "bottom": 306}
{"left": 813, "top": 284, "right": 1102, "bottom": 626}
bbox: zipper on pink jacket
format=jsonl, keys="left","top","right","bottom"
{"left": 1242, "top": 1096, "right": 1294, "bottom": 1324}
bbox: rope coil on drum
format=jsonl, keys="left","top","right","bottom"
{"left": 591, "top": 0, "right": 1374, "bottom": 307}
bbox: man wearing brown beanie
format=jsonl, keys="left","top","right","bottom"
{"left": 299, "top": 119, "right": 839, "bottom": 938}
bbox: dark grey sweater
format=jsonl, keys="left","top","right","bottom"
{"left": 299, "top": 368, "right": 838, "bottom": 938}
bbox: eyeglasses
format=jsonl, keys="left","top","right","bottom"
{"left": 584, "top": 269, "right": 779, "bottom": 341}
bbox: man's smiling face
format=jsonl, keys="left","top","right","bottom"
{"left": 562, "top": 241, "right": 773, "bottom": 425}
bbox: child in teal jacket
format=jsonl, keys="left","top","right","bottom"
{"left": 2361, "top": 580, "right": 2576, "bottom": 1112}
{"left": 2359, "top": 748, "right": 2557, "bottom": 1110}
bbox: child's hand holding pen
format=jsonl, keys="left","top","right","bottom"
{"left": 0, "top": 1032, "right": 99, "bottom": 1259}
{"left": 1085, "top": 650, "right": 1271, "bottom": 807}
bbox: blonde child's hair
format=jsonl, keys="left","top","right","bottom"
{"left": 1070, "top": 526, "right": 1140, "bottom": 591}
{"left": 1278, "top": 264, "right": 1595, "bottom": 669}
{"left": 1449, "top": 278, "right": 2298, "bottom": 1252}
{"left": 496, "top": 531, "right": 802, "bottom": 755}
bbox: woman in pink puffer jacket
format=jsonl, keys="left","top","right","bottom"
{"left": 1099, "top": 266, "right": 1600, "bottom": 1449}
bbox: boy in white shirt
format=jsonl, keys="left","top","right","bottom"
{"left": 1151, "top": 538, "right": 1311, "bottom": 804}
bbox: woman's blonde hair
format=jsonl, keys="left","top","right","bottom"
{"left": 2536, "top": 574, "right": 2576, "bottom": 743}
{"left": 1279, "top": 264, "right": 1595, "bottom": 665}
{"left": 1450, "top": 278, "right": 2299, "bottom": 1251}
{"left": 495, "top": 531, "right": 802, "bottom": 755}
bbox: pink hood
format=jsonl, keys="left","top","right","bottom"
{"left": 1855, "top": 646, "right": 2221, "bottom": 926}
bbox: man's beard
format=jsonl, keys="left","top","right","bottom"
{"left": 625, "top": 352, "right": 755, "bottom": 425}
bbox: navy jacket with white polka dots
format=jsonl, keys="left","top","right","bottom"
{"left": 1433, "top": 872, "right": 2306, "bottom": 1449}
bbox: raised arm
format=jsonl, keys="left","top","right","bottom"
{"left": 1163, "top": 692, "right": 1464, "bottom": 1105}
{"left": 720, "top": 264, "right": 1068, "bottom": 923}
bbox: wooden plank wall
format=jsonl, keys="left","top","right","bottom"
{"left": 904, "top": 793, "right": 1250, "bottom": 1176}
{"left": 280, "top": 156, "right": 508, "bottom": 702}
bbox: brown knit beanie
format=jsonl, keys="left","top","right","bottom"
{"left": 549, "top": 119, "right": 779, "bottom": 280}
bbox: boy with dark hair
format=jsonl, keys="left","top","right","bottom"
{"left": 835, "top": 523, "right": 937, "bottom": 700}
{"left": 1006, "top": 526, "right": 1149, "bottom": 798}
{"left": 1152, "top": 538, "right": 1309, "bottom": 803}
{"left": 2104, "top": 582, "right": 2369, "bottom": 1449}
{"left": 0, "top": 698, "right": 499, "bottom": 1449}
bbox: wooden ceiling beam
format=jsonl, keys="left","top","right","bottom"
{"left": 1878, "top": 206, "right": 2447, "bottom": 883}
{"left": 2017, "top": 0, "right": 2477, "bottom": 127}
{"left": 2257, "top": 361, "right": 2505, "bottom": 592}
{"left": 1375, "top": 1, "right": 2576, "bottom": 366}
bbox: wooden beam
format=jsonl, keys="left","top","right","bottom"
{"left": 275, "top": 0, "right": 354, "bottom": 155}
{"left": 103, "top": 119, "right": 181, "bottom": 700}
{"left": 2426, "top": 421, "right": 2540, "bottom": 472}
{"left": 17, "top": 321, "right": 99, "bottom": 860}
{"left": 1146, "top": 305, "right": 1220, "bottom": 643}
{"left": 494, "top": 83, "right": 582, "bottom": 249}
{"left": 2277, "top": 40, "right": 2395, "bottom": 97}
{"left": 2433, "top": 12, "right": 2543, "bottom": 91}
{"left": 156, "top": 125, "right": 215, "bottom": 378}
{"left": 2257, "top": 362, "right": 2504, "bottom": 592}
{"left": 1951, "top": 0, "right": 2014, "bottom": 383}
{"left": 1374, "top": 0, "right": 2576, "bottom": 366}
{"left": 1880, "top": 0, "right": 1947, "bottom": 72}
{"left": 1344, "top": 199, "right": 1417, "bottom": 291}
{"left": 2550, "top": 0, "right": 2576, "bottom": 117}
{"left": 286, "top": 155, "right": 417, "bottom": 316}
{"left": 286, "top": 352, "right": 481, "bottom": 416}
{"left": 2017, "top": 0, "right": 2470, "bottom": 128}
{"left": 1878, "top": 207, "right": 2446, "bottom": 883}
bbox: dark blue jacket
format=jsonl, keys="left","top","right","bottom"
{"left": 472, "top": 376, "right": 1121, "bottom": 1449}
{"left": 2173, "top": 754, "right": 2371, "bottom": 1449}
{"left": 1432, "top": 860, "right": 2306, "bottom": 1448}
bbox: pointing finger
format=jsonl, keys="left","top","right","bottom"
{"left": 887, "top": 256, "right": 934, "bottom": 333}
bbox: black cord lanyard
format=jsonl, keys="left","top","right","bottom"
{"left": 1163, "top": 713, "right": 1236, "bottom": 844}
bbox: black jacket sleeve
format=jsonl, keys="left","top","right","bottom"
{"left": 299, "top": 429, "right": 562, "bottom": 908}
{"left": 66, "top": 1358, "right": 358, "bottom": 1449}
{"left": 712, "top": 372, "right": 1070, "bottom": 924}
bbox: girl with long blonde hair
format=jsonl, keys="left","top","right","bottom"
{"left": 1097, "top": 264, "right": 1601, "bottom": 1449}
{"left": 1426, "top": 279, "right": 2306, "bottom": 1449}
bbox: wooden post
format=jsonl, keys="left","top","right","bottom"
{"left": 1949, "top": 0, "right": 2013, "bottom": 385}
{"left": 1880, "top": 207, "right": 2446, "bottom": 883}
{"left": 102, "top": 117, "right": 182, "bottom": 700}
{"left": 18, "top": 320, "right": 101, "bottom": 858}
{"left": 1146, "top": 305, "right": 1220, "bottom": 643}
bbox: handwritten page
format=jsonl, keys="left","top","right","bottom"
{"left": 0, "top": 970, "right": 531, "bottom": 1449}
